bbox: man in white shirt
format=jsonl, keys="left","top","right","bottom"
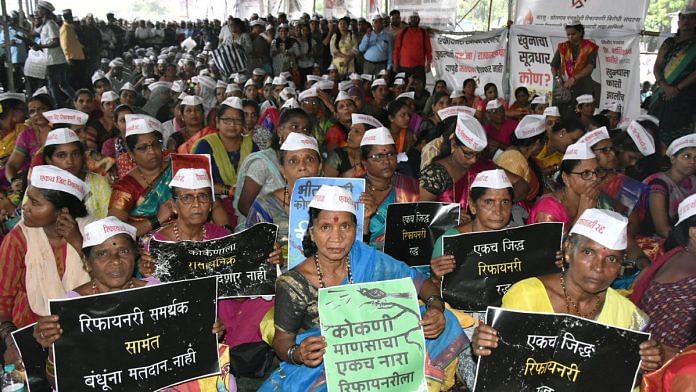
{"left": 33, "top": 0, "right": 74, "bottom": 105}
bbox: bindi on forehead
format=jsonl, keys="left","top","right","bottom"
{"left": 333, "top": 216, "right": 339, "bottom": 223}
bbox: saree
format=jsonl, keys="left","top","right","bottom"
{"left": 649, "top": 37, "right": 696, "bottom": 110}
{"left": 641, "top": 343, "right": 696, "bottom": 392}
{"left": 437, "top": 159, "right": 496, "bottom": 213}
{"left": 233, "top": 149, "right": 284, "bottom": 230}
{"left": 368, "top": 173, "right": 420, "bottom": 250}
{"left": 109, "top": 162, "right": 173, "bottom": 219}
{"left": 259, "top": 241, "right": 468, "bottom": 392}
{"left": 192, "top": 133, "right": 255, "bottom": 187}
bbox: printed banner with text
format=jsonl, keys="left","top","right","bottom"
{"left": 473, "top": 306, "right": 648, "bottom": 391}
{"left": 514, "top": 0, "right": 649, "bottom": 31}
{"left": 49, "top": 277, "right": 220, "bottom": 392}
{"left": 383, "top": 202, "right": 460, "bottom": 268}
{"left": 431, "top": 29, "right": 507, "bottom": 95}
{"left": 289, "top": 177, "right": 365, "bottom": 269}
{"left": 319, "top": 278, "right": 427, "bottom": 392}
{"left": 391, "top": 0, "right": 457, "bottom": 30}
{"left": 441, "top": 222, "right": 563, "bottom": 311}
{"left": 12, "top": 323, "right": 52, "bottom": 392}
{"left": 509, "top": 24, "right": 640, "bottom": 123}
{"left": 150, "top": 222, "right": 279, "bottom": 299}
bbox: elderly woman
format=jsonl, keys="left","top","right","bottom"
{"left": 323, "top": 114, "right": 382, "bottom": 178}
{"left": 108, "top": 117, "right": 175, "bottom": 237}
{"left": 5, "top": 93, "right": 54, "bottom": 184}
{"left": 247, "top": 133, "right": 322, "bottom": 250}
{"left": 631, "top": 194, "right": 696, "bottom": 362}
{"left": 472, "top": 209, "right": 663, "bottom": 373}
{"left": 33, "top": 216, "right": 231, "bottom": 390}
{"left": 641, "top": 134, "right": 696, "bottom": 239}
{"left": 359, "top": 127, "right": 419, "bottom": 250}
{"left": 260, "top": 185, "right": 467, "bottom": 391}
{"left": 0, "top": 165, "right": 91, "bottom": 368}
{"left": 235, "top": 108, "right": 311, "bottom": 229}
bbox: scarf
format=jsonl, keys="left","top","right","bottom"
{"left": 558, "top": 39, "right": 598, "bottom": 79}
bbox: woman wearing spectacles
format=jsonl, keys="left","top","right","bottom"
{"left": 323, "top": 113, "right": 381, "bottom": 178}
{"left": 528, "top": 141, "right": 606, "bottom": 231}
{"left": 359, "top": 127, "right": 419, "bottom": 250}
{"left": 108, "top": 117, "right": 175, "bottom": 237}
{"left": 192, "top": 97, "right": 259, "bottom": 227}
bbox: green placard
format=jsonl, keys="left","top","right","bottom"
{"left": 319, "top": 278, "right": 427, "bottom": 392}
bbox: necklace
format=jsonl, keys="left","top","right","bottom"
{"left": 366, "top": 176, "right": 392, "bottom": 192}
{"left": 560, "top": 274, "right": 602, "bottom": 319}
{"left": 173, "top": 222, "right": 207, "bottom": 241}
{"left": 137, "top": 167, "right": 157, "bottom": 188}
{"left": 282, "top": 186, "right": 289, "bottom": 208}
{"left": 313, "top": 254, "right": 353, "bottom": 288}
{"left": 92, "top": 279, "right": 134, "bottom": 294}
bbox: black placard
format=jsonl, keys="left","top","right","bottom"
{"left": 150, "top": 222, "right": 278, "bottom": 298}
{"left": 49, "top": 277, "right": 219, "bottom": 392}
{"left": 11, "top": 323, "right": 52, "bottom": 392}
{"left": 474, "top": 306, "right": 648, "bottom": 392}
{"left": 383, "top": 202, "right": 460, "bottom": 267}
{"left": 442, "top": 222, "right": 563, "bottom": 311}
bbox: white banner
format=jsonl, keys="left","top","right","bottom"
{"left": 431, "top": 29, "right": 507, "bottom": 96}
{"left": 391, "top": 0, "right": 458, "bottom": 30}
{"left": 509, "top": 25, "right": 641, "bottom": 123}
{"left": 515, "top": 0, "right": 649, "bottom": 32}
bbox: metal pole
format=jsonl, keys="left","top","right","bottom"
{"left": 1, "top": 0, "right": 15, "bottom": 91}
{"left": 508, "top": 0, "right": 513, "bottom": 23}
{"left": 487, "top": 0, "right": 493, "bottom": 31}
{"left": 312, "top": 0, "right": 316, "bottom": 15}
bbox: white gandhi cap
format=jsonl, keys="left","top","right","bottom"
{"left": 31, "top": 165, "right": 87, "bottom": 201}
{"left": 82, "top": 216, "right": 137, "bottom": 248}
{"left": 471, "top": 169, "right": 512, "bottom": 189}
{"left": 308, "top": 185, "right": 356, "bottom": 215}
{"left": 360, "top": 127, "right": 395, "bottom": 147}
{"left": 570, "top": 208, "right": 628, "bottom": 250}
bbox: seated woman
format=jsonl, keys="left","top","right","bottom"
{"left": 36, "top": 128, "right": 112, "bottom": 219}
{"left": 535, "top": 116, "right": 585, "bottom": 183}
{"left": 472, "top": 209, "right": 663, "bottom": 374}
{"left": 474, "top": 83, "right": 507, "bottom": 122}
{"left": 494, "top": 115, "right": 546, "bottom": 205}
{"left": 108, "top": 117, "right": 175, "bottom": 237}
{"left": 234, "top": 108, "right": 312, "bottom": 229}
{"left": 260, "top": 185, "right": 467, "bottom": 391}
{"left": 574, "top": 94, "right": 595, "bottom": 129}
{"left": 640, "top": 134, "right": 696, "bottom": 239}
{"left": 0, "top": 93, "right": 28, "bottom": 190}
{"left": 0, "top": 165, "right": 91, "bottom": 368}
{"left": 528, "top": 141, "right": 606, "bottom": 229}
{"left": 386, "top": 98, "right": 416, "bottom": 156}
{"left": 323, "top": 91, "right": 357, "bottom": 153}
{"left": 33, "top": 216, "right": 232, "bottom": 391}
{"left": 418, "top": 92, "right": 451, "bottom": 141}
{"left": 5, "top": 93, "right": 54, "bottom": 184}
{"left": 360, "top": 127, "right": 419, "bottom": 250}
{"left": 506, "top": 86, "right": 531, "bottom": 121}
{"left": 192, "top": 97, "right": 259, "bottom": 226}
{"left": 631, "top": 194, "right": 696, "bottom": 361}
{"left": 615, "top": 120, "right": 660, "bottom": 182}
{"left": 167, "top": 95, "right": 207, "bottom": 151}
{"left": 323, "top": 113, "right": 382, "bottom": 178}
{"left": 88, "top": 91, "right": 120, "bottom": 150}
{"left": 101, "top": 104, "right": 136, "bottom": 180}
{"left": 247, "top": 133, "right": 322, "bottom": 252}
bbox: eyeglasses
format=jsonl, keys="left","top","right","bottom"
{"left": 459, "top": 146, "right": 477, "bottom": 160}
{"left": 219, "top": 117, "right": 244, "bottom": 125}
{"left": 174, "top": 193, "right": 213, "bottom": 205}
{"left": 591, "top": 146, "right": 616, "bottom": 154}
{"left": 368, "top": 152, "right": 397, "bottom": 162}
{"left": 132, "top": 140, "right": 163, "bottom": 153}
{"left": 570, "top": 168, "right": 608, "bottom": 180}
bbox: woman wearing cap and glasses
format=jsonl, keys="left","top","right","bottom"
{"left": 0, "top": 165, "right": 91, "bottom": 369}
{"left": 359, "top": 127, "right": 419, "bottom": 250}
{"left": 472, "top": 209, "right": 663, "bottom": 374}
{"left": 528, "top": 141, "right": 606, "bottom": 230}
{"left": 323, "top": 113, "right": 381, "bottom": 178}
{"left": 260, "top": 185, "right": 467, "bottom": 392}
{"left": 108, "top": 117, "right": 175, "bottom": 237}
{"left": 33, "top": 216, "right": 232, "bottom": 391}
{"left": 640, "top": 134, "right": 696, "bottom": 239}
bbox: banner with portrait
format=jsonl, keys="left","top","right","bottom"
{"left": 431, "top": 29, "right": 507, "bottom": 94}
{"left": 509, "top": 24, "right": 641, "bottom": 122}
{"left": 473, "top": 306, "right": 648, "bottom": 391}
{"left": 514, "top": 0, "right": 649, "bottom": 31}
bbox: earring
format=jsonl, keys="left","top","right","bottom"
{"left": 83, "top": 262, "right": 92, "bottom": 273}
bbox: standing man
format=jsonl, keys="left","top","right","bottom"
{"left": 393, "top": 11, "right": 431, "bottom": 83}
{"left": 60, "top": 9, "right": 88, "bottom": 90}
{"left": 32, "top": 1, "right": 74, "bottom": 106}
{"left": 387, "top": 9, "right": 403, "bottom": 40}
{"left": 359, "top": 14, "right": 392, "bottom": 76}
{"left": 78, "top": 13, "right": 102, "bottom": 74}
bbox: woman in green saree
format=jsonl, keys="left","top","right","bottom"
{"left": 650, "top": 7, "right": 696, "bottom": 145}
{"left": 108, "top": 117, "right": 175, "bottom": 237}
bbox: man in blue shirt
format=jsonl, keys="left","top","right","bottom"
{"left": 358, "top": 14, "right": 392, "bottom": 76}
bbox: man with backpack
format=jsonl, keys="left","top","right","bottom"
{"left": 393, "top": 11, "right": 431, "bottom": 83}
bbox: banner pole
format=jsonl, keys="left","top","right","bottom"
{"left": 487, "top": 0, "right": 493, "bottom": 31}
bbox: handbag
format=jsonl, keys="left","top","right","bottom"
{"left": 552, "top": 77, "right": 572, "bottom": 104}
{"left": 228, "top": 341, "right": 275, "bottom": 378}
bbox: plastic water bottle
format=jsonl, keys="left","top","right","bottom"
{"left": 2, "top": 364, "right": 25, "bottom": 392}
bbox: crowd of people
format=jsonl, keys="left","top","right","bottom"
{"left": 0, "top": 0, "right": 693, "bottom": 391}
